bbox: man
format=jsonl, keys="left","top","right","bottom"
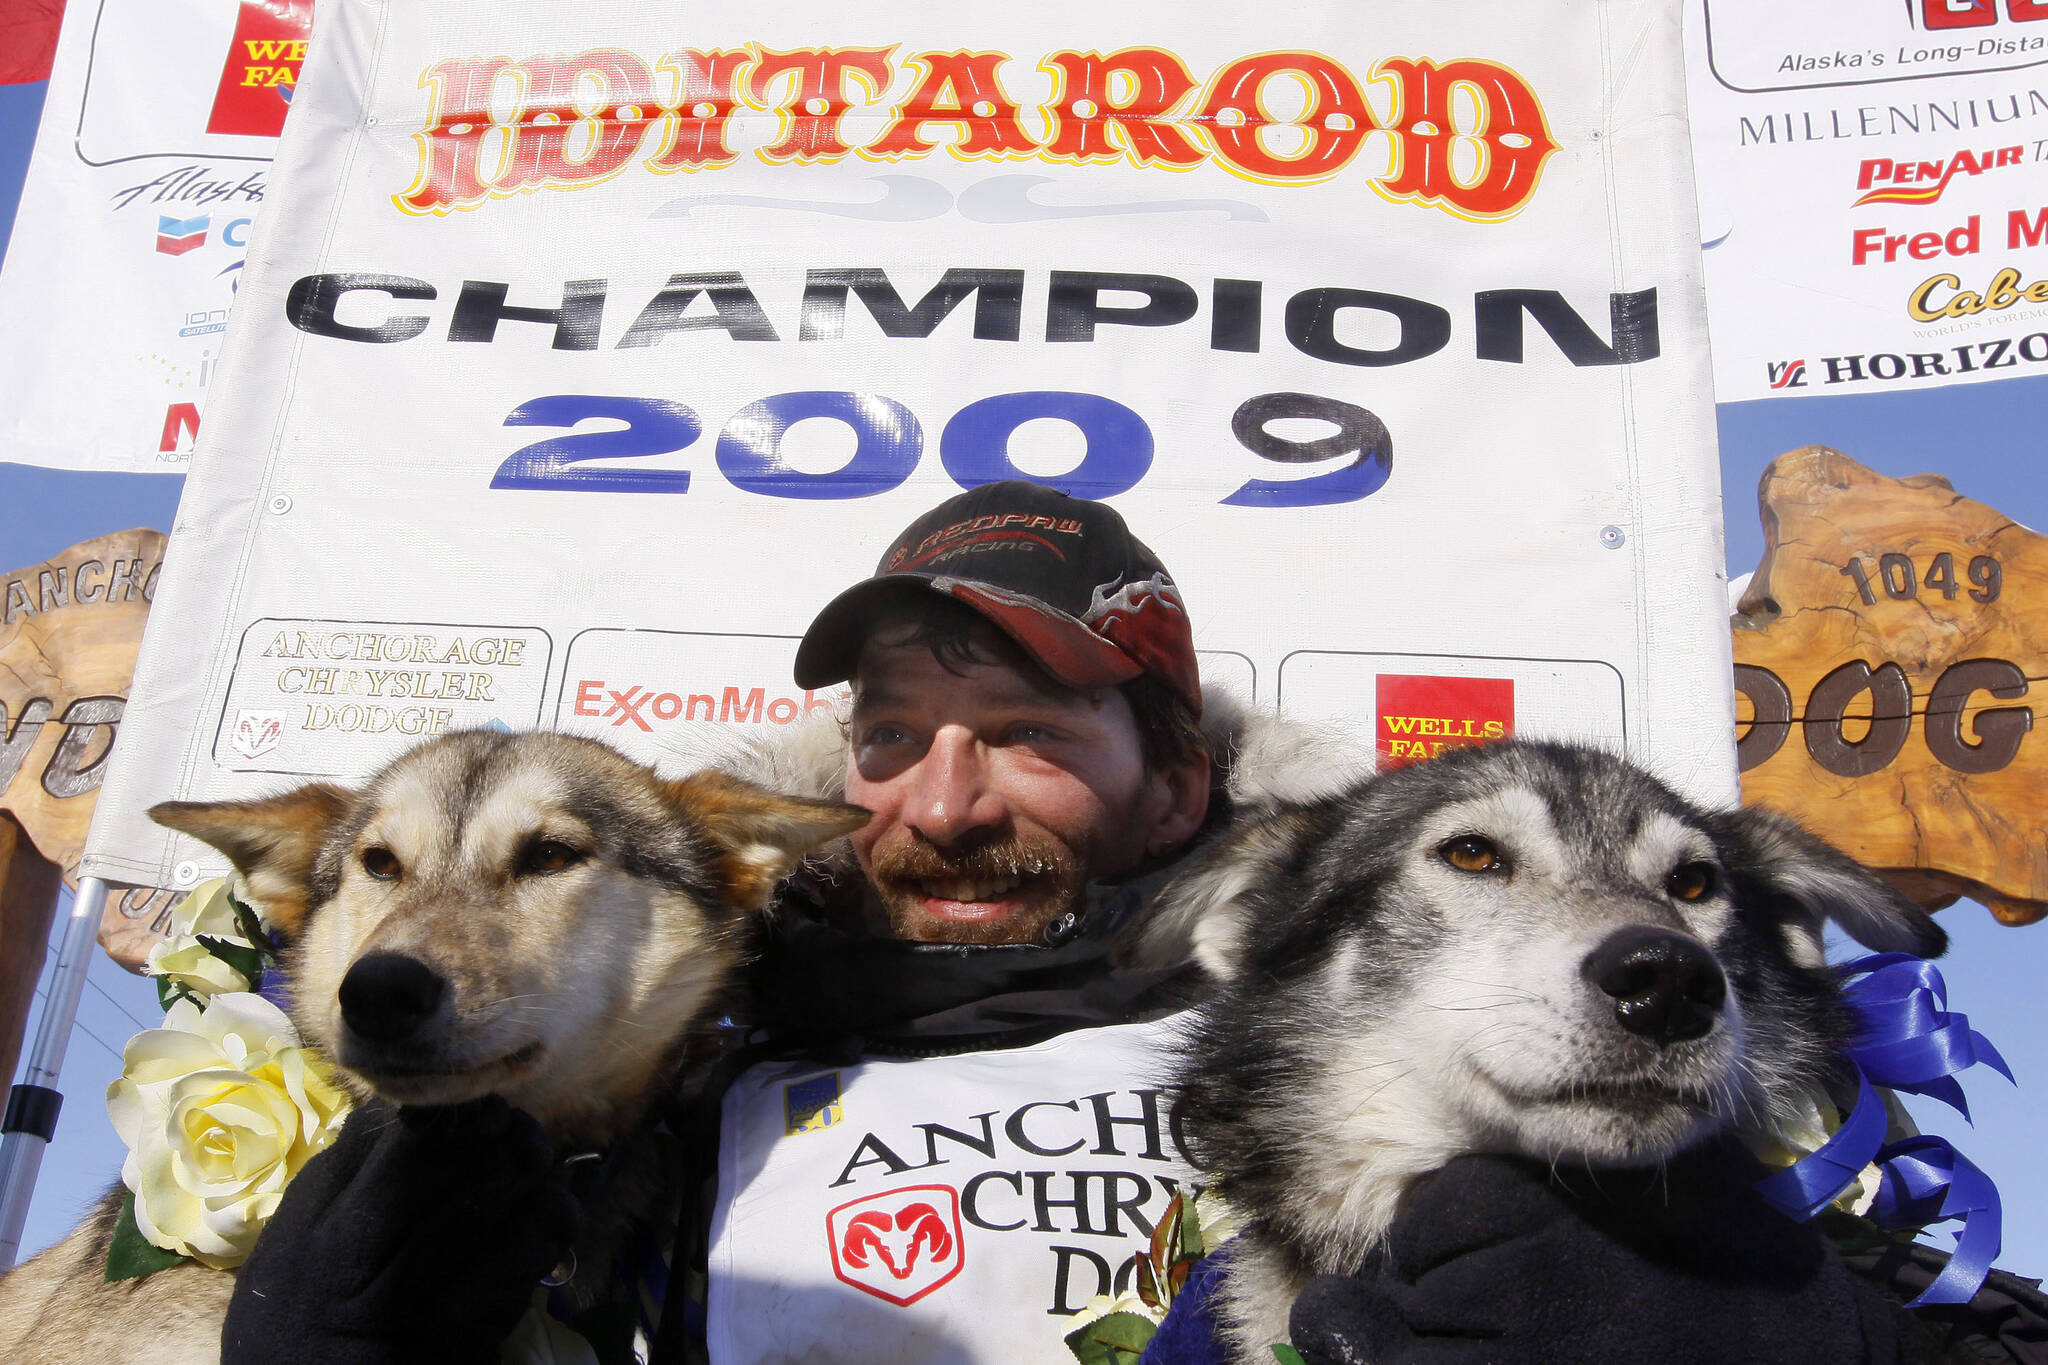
{"left": 224, "top": 483, "right": 1947, "bottom": 1364}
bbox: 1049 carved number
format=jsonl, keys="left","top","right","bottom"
{"left": 1839, "top": 551, "right": 2000, "bottom": 605}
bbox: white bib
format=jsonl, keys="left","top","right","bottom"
{"left": 707, "top": 1014, "right": 1199, "bottom": 1363}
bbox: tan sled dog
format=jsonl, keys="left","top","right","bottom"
{"left": 0, "top": 729, "right": 865, "bottom": 1364}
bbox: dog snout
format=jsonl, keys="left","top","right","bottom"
{"left": 1582, "top": 925, "right": 1726, "bottom": 1047}
{"left": 339, "top": 952, "right": 449, "bottom": 1045}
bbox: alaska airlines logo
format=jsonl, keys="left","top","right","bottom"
{"left": 395, "top": 45, "right": 1558, "bottom": 222}
{"left": 1853, "top": 144, "right": 2024, "bottom": 206}
{"left": 827, "top": 1185, "right": 965, "bottom": 1307}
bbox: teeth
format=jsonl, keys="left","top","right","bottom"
{"left": 924, "top": 876, "right": 1023, "bottom": 902}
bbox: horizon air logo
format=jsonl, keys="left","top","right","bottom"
{"left": 1767, "top": 359, "right": 1809, "bottom": 389}
{"left": 1913, "top": 0, "right": 2048, "bottom": 28}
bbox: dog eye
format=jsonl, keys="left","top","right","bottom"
{"left": 520, "top": 840, "right": 586, "bottom": 876}
{"left": 1667, "top": 861, "right": 1717, "bottom": 901}
{"left": 361, "top": 847, "right": 401, "bottom": 880}
{"left": 1439, "top": 836, "right": 1503, "bottom": 873}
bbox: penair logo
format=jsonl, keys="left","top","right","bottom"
{"left": 206, "top": 0, "right": 314, "bottom": 138}
{"left": 1854, "top": 144, "right": 2024, "bottom": 206}
{"left": 394, "top": 45, "right": 1558, "bottom": 221}
{"left": 1376, "top": 674, "right": 1513, "bottom": 768}
{"left": 827, "top": 1185, "right": 965, "bottom": 1307}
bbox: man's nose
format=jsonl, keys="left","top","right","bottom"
{"left": 904, "top": 727, "right": 1004, "bottom": 847}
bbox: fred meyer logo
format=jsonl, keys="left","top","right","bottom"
{"left": 1376, "top": 674, "right": 1513, "bottom": 768}
{"left": 1854, "top": 144, "right": 2024, "bottom": 206}
{"left": 397, "top": 45, "right": 1558, "bottom": 220}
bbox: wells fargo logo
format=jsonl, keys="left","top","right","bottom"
{"left": 1375, "top": 674, "right": 1513, "bottom": 768}
{"left": 206, "top": 0, "right": 313, "bottom": 138}
{"left": 395, "top": 45, "right": 1557, "bottom": 221}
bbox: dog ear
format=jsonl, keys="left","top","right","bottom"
{"left": 150, "top": 785, "right": 354, "bottom": 934}
{"left": 1718, "top": 805, "right": 1946, "bottom": 958}
{"left": 669, "top": 770, "right": 869, "bottom": 911}
{"left": 1123, "top": 809, "right": 1320, "bottom": 978}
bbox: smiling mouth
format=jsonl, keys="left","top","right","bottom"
{"left": 910, "top": 875, "right": 1037, "bottom": 919}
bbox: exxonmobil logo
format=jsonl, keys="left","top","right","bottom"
{"left": 826, "top": 1185, "right": 965, "bottom": 1307}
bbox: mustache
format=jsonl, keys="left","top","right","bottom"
{"left": 868, "top": 837, "right": 1079, "bottom": 886}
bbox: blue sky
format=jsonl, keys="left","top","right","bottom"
{"left": 2, "top": 71, "right": 2044, "bottom": 1281}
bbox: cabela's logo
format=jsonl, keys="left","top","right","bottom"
{"left": 826, "top": 1185, "right": 965, "bottom": 1307}
{"left": 395, "top": 45, "right": 1557, "bottom": 222}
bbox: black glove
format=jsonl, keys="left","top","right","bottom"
{"left": 1288, "top": 1141, "right": 1900, "bottom": 1365}
{"left": 222, "top": 1096, "right": 579, "bottom": 1365}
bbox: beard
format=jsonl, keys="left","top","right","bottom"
{"left": 864, "top": 835, "right": 1085, "bottom": 946}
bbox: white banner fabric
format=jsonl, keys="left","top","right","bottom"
{"left": 0, "top": 0, "right": 311, "bottom": 473}
{"left": 1687, "top": 0, "right": 2048, "bottom": 402}
{"left": 83, "top": 0, "right": 1736, "bottom": 888}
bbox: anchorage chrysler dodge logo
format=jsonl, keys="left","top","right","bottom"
{"left": 827, "top": 1185, "right": 965, "bottom": 1307}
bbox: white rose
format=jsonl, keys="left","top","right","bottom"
{"left": 107, "top": 993, "right": 352, "bottom": 1268}
{"left": 1077, "top": 1288, "right": 1166, "bottom": 1327}
{"left": 1746, "top": 1082, "right": 1881, "bottom": 1217}
{"left": 143, "top": 879, "right": 261, "bottom": 1002}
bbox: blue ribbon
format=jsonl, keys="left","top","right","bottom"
{"left": 1754, "top": 954, "right": 2013, "bottom": 1307}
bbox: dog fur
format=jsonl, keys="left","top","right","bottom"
{"left": 1131, "top": 739, "right": 1946, "bottom": 1362}
{"left": 0, "top": 729, "right": 864, "bottom": 1364}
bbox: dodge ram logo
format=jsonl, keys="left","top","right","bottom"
{"left": 826, "top": 1184, "right": 965, "bottom": 1307}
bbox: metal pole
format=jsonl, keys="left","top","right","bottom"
{"left": 0, "top": 877, "right": 110, "bottom": 1267}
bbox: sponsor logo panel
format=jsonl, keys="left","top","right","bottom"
{"left": 1702, "top": 0, "right": 2048, "bottom": 93}
{"left": 214, "top": 619, "right": 552, "bottom": 775}
{"left": 1277, "top": 651, "right": 1625, "bottom": 762}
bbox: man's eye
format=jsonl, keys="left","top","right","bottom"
{"left": 858, "top": 723, "right": 913, "bottom": 747}
{"left": 1000, "top": 722, "right": 1058, "bottom": 745}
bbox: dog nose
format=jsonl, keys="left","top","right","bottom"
{"left": 339, "top": 953, "right": 448, "bottom": 1045}
{"left": 1583, "top": 926, "right": 1726, "bottom": 1046}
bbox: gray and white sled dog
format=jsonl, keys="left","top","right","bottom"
{"left": 1131, "top": 738, "right": 1946, "bottom": 1363}
{"left": 0, "top": 729, "right": 864, "bottom": 1365}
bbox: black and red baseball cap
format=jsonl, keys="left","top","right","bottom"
{"left": 794, "top": 482, "right": 1201, "bottom": 714}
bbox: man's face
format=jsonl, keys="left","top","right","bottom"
{"left": 843, "top": 616, "right": 1202, "bottom": 945}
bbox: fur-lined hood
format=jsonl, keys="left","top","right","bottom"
{"left": 709, "top": 683, "right": 1369, "bottom": 831}
{"left": 694, "top": 687, "right": 1368, "bottom": 1046}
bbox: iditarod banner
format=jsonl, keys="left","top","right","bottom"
{"left": 1686, "top": 0, "right": 2048, "bottom": 401}
{"left": 84, "top": 0, "right": 1732, "bottom": 895}
{"left": 0, "top": 0, "right": 311, "bottom": 473}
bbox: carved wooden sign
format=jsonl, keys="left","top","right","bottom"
{"left": 1733, "top": 447, "right": 2047, "bottom": 926}
{"left": 1, "top": 529, "right": 185, "bottom": 967}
